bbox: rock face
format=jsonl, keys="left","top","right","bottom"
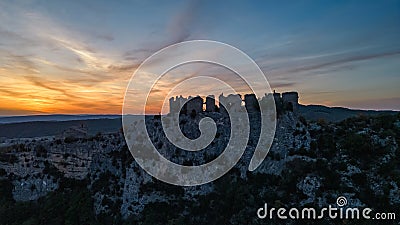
{"left": 12, "top": 175, "right": 58, "bottom": 201}
{"left": 0, "top": 133, "right": 123, "bottom": 202}
{"left": 0, "top": 111, "right": 399, "bottom": 221}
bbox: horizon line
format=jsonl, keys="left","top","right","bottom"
{"left": 1, "top": 104, "right": 399, "bottom": 118}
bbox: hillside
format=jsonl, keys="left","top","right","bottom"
{"left": 0, "top": 104, "right": 397, "bottom": 139}
{"left": 299, "top": 104, "right": 397, "bottom": 122}
{"left": 0, "top": 111, "right": 399, "bottom": 224}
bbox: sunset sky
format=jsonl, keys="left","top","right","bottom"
{"left": 0, "top": 0, "right": 399, "bottom": 115}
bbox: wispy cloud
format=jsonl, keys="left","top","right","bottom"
{"left": 285, "top": 50, "right": 400, "bottom": 74}
{"left": 122, "top": 0, "right": 204, "bottom": 62}
{"left": 24, "top": 75, "right": 76, "bottom": 98}
{"left": 164, "top": 0, "right": 201, "bottom": 46}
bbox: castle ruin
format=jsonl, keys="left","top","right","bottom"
{"left": 205, "top": 95, "right": 216, "bottom": 112}
{"left": 169, "top": 91, "right": 299, "bottom": 115}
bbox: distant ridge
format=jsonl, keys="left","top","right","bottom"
{"left": 0, "top": 114, "right": 121, "bottom": 124}
{"left": 299, "top": 104, "right": 398, "bottom": 122}
{"left": 0, "top": 106, "right": 397, "bottom": 138}
{"left": 0, "top": 118, "right": 123, "bottom": 139}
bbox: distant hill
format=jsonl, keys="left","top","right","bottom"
{"left": 299, "top": 104, "right": 398, "bottom": 122}
{"left": 0, "top": 114, "right": 121, "bottom": 124}
{"left": 0, "top": 118, "right": 122, "bottom": 139}
{"left": 0, "top": 106, "right": 397, "bottom": 138}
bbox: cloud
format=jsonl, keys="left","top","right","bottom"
{"left": 0, "top": 108, "right": 45, "bottom": 116}
{"left": 3, "top": 8, "right": 125, "bottom": 76}
{"left": 165, "top": 0, "right": 201, "bottom": 45}
{"left": 49, "top": 36, "right": 108, "bottom": 71}
{"left": 270, "top": 81, "right": 296, "bottom": 89}
{"left": 107, "top": 63, "right": 140, "bottom": 73}
{"left": 1, "top": 74, "right": 124, "bottom": 114}
{"left": 0, "top": 27, "right": 38, "bottom": 47}
{"left": 285, "top": 50, "right": 400, "bottom": 74}
{"left": 94, "top": 33, "right": 114, "bottom": 42}
{"left": 121, "top": 0, "right": 203, "bottom": 63}
{"left": 0, "top": 50, "right": 39, "bottom": 74}
{"left": 0, "top": 87, "right": 27, "bottom": 98}
{"left": 256, "top": 47, "right": 400, "bottom": 91}
{"left": 0, "top": 12, "right": 137, "bottom": 92}
{"left": 24, "top": 75, "right": 76, "bottom": 99}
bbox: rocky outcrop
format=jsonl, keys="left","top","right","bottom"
{"left": 0, "top": 111, "right": 398, "bottom": 221}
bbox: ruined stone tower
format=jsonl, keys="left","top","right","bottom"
{"left": 282, "top": 91, "right": 299, "bottom": 111}
{"left": 205, "top": 95, "right": 216, "bottom": 112}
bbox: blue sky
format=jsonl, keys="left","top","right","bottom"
{"left": 0, "top": 0, "right": 399, "bottom": 115}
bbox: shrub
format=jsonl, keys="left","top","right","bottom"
{"left": 35, "top": 145, "right": 47, "bottom": 157}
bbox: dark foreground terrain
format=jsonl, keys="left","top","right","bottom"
{"left": 0, "top": 111, "right": 399, "bottom": 225}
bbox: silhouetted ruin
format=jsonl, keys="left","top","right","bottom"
{"left": 169, "top": 91, "right": 299, "bottom": 115}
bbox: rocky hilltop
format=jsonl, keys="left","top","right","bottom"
{"left": 0, "top": 111, "right": 399, "bottom": 224}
